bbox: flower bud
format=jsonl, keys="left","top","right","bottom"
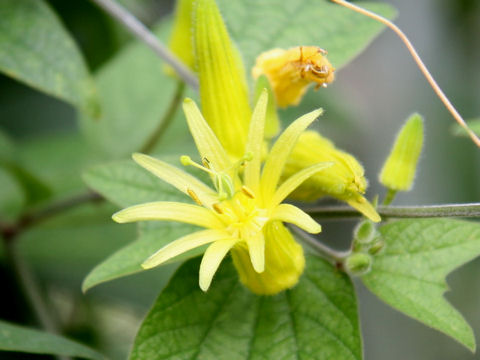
{"left": 345, "top": 253, "right": 372, "bottom": 276}
{"left": 167, "top": 0, "right": 195, "bottom": 74}
{"left": 353, "top": 220, "right": 376, "bottom": 244}
{"left": 368, "top": 238, "right": 385, "bottom": 255}
{"left": 252, "top": 46, "right": 335, "bottom": 107}
{"left": 379, "top": 113, "right": 424, "bottom": 191}
{"left": 194, "top": 0, "right": 251, "bottom": 159}
{"left": 231, "top": 221, "right": 305, "bottom": 295}
{"left": 284, "top": 130, "right": 380, "bottom": 222}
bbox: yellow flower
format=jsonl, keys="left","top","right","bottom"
{"left": 252, "top": 46, "right": 335, "bottom": 107}
{"left": 284, "top": 130, "right": 380, "bottom": 222}
{"left": 112, "top": 91, "right": 332, "bottom": 294}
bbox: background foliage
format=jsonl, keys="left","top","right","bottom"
{"left": 0, "top": 0, "right": 479, "bottom": 359}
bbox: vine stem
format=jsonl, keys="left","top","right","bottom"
{"left": 330, "top": 0, "right": 480, "bottom": 148}
{"left": 289, "top": 226, "right": 350, "bottom": 264}
{"left": 89, "top": 0, "right": 198, "bottom": 89}
{"left": 304, "top": 202, "right": 480, "bottom": 219}
{"left": 140, "top": 81, "right": 185, "bottom": 154}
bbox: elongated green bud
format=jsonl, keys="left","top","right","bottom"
{"left": 167, "top": 0, "right": 195, "bottom": 73}
{"left": 379, "top": 114, "right": 424, "bottom": 191}
{"left": 194, "top": 0, "right": 251, "bottom": 159}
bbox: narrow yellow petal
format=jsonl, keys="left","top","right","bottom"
{"left": 347, "top": 197, "right": 381, "bottom": 223}
{"left": 167, "top": 0, "right": 195, "bottom": 72}
{"left": 247, "top": 232, "right": 265, "bottom": 273}
{"left": 132, "top": 153, "right": 217, "bottom": 207}
{"left": 271, "top": 162, "right": 334, "bottom": 206}
{"left": 243, "top": 89, "right": 268, "bottom": 192}
{"left": 199, "top": 238, "right": 238, "bottom": 291}
{"left": 142, "top": 229, "right": 229, "bottom": 269}
{"left": 270, "top": 204, "right": 322, "bottom": 234}
{"left": 182, "top": 98, "right": 232, "bottom": 173}
{"left": 112, "top": 201, "right": 224, "bottom": 228}
{"left": 261, "top": 109, "right": 323, "bottom": 202}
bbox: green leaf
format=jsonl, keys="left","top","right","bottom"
{"left": 0, "top": 320, "right": 104, "bottom": 359}
{"left": 79, "top": 19, "right": 184, "bottom": 158}
{"left": 82, "top": 222, "right": 200, "bottom": 292}
{"left": 130, "top": 255, "right": 362, "bottom": 360}
{"left": 83, "top": 157, "right": 191, "bottom": 208}
{"left": 218, "top": 0, "right": 396, "bottom": 71}
{"left": 0, "top": 167, "right": 25, "bottom": 221}
{"left": 362, "top": 218, "right": 480, "bottom": 351}
{"left": 0, "top": 0, "right": 99, "bottom": 117}
{"left": 451, "top": 118, "right": 480, "bottom": 137}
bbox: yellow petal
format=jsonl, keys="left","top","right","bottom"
{"left": 132, "top": 153, "right": 217, "bottom": 207}
{"left": 347, "top": 197, "right": 381, "bottom": 223}
{"left": 272, "top": 161, "right": 334, "bottom": 206}
{"left": 270, "top": 203, "right": 322, "bottom": 234}
{"left": 253, "top": 75, "right": 280, "bottom": 139}
{"left": 243, "top": 89, "right": 268, "bottom": 192}
{"left": 194, "top": 0, "right": 251, "bottom": 158}
{"left": 199, "top": 238, "right": 238, "bottom": 291}
{"left": 261, "top": 109, "right": 323, "bottom": 202}
{"left": 142, "top": 229, "right": 229, "bottom": 269}
{"left": 112, "top": 201, "right": 224, "bottom": 229}
{"left": 247, "top": 232, "right": 265, "bottom": 273}
{"left": 182, "top": 98, "right": 232, "bottom": 173}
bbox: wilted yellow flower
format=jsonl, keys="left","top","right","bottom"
{"left": 252, "top": 46, "right": 335, "bottom": 107}
{"left": 379, "top": 113, "right": 424, "bottom": 192}
{"left": 112, "top": 92, "right": 332, "bottom": 294}
{"left": 284, "top": 130, "right": 380, "bottom": 222}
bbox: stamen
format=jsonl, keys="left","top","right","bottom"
{"left": 212, "top": 203, "right": 224, "bottom": 214}
{"left": 241, "top": 185, "right": 255, "bottom": 199}
{"left": 180, "top": 155, "right": 215, "bottom": 175}
{"left": 187, "top": 188, "right": 203, "bottom": 206}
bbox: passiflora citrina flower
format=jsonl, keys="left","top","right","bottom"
{"left": 252, "top": 46, "right": 335, "bottom": 107}
{"left": 284, "top": 130, "right": 380, "bottom": 222}
{"left": 379, "top": 113, "right": 424, "bottom": 191}
{"left": 112, "top": 91, "right": 332, "bottom": 295}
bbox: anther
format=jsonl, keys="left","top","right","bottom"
{"left": 241, "top": 186, "right": 255, "bottom": 199}
{"left": 212, "top": 203, "right": 224, "bottom": 214}
{"left": 187, "top": 188, "right": 203, "bottom": 206}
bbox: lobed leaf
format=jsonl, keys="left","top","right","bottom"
{"left": 362, "top": 218, "right": 480, "bottom": 351}
{"left": 130, "top": 255, "right": 362, "bottom": 360}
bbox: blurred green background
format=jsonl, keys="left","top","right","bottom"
{"left": 0, "top": 0, "right": 479, "bottom": 359}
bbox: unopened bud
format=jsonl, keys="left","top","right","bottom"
{"left": 379, "top": 113, "right": 424, "bottom": 191}
{"left": 345, "top": 253, "right": 372, "bottom": 276}
{"left": 354, "top": 220, "right": 377, "bottom": 245}
{"left": 368, "top": 239, "right": 385, "bottom": 255}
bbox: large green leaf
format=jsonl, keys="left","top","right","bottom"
{"left": 83, "top": 157, "right": 191, "bottom": 208}
{"left": 130, "top": 255, "right": 362, "bottom": 360}
{"left": 0, "top": 0, "right": 99, "bottom": 117}
{"left": 451, "top": 118, "right": 480, "bottom": 137}
{"left": 0, "top": 167, "right": 24, "bottom": 221}
{"left": 362, "top": 219, "right": 480, "bottom": 351}
{"left": 0, "top": 320, "right": 104, "bottom": 359}
{"left": 218, "top": 0, "right": 396, "bottom": 71}
{"left": 79, "top": 19, "right": 186, "bottom": 158}
{"left": 82, "top": 222, "right": 199, "bottom": 292}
